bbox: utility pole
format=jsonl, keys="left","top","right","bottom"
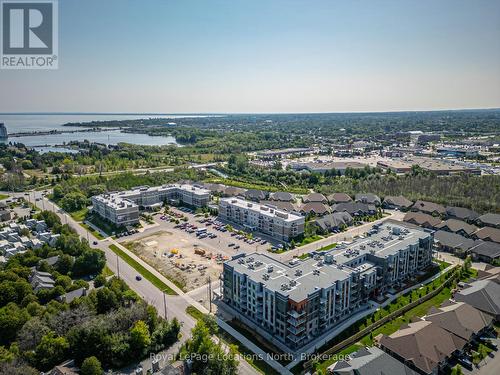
{"left": 163, "top": 290, "right": 168, "bottom": 319}
{"left": 116, "top": 254, "right": 120, "bottom": 278}
{"left": 207, "top": 275, "right": 212, "bottom": 313}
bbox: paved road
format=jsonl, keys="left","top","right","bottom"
{"left": 277, "top": 209, "right": 405, "bottom": 262}
{"left": 8, "top": 191, "right": 258, "bottom": 375}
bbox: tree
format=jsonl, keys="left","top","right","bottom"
{"left": 73, "top": 249, "right": 106, "bottom": 276}
{"left": 0, "top": 303, "right": 30, "bottom": 345}
{"left": 56, "top": 254, "right": 74, "bottom": 275}
{"left": 34, "top": 331, "right": 69, "bottom": 371}
{"left": 17, "top": 318, "right": 50, "bottom": 351}
{"left": 129, "top": 320, "right": 151, "bottom": 355}
{"left": 81, "top": 356, "right": 103, "bottom": 375}
{"left": 60, "top": 192, "right": 88, "bottom": 212}
{"left": 95, "top": 288, "right": 118, "bottom": 314}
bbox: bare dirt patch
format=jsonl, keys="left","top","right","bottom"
{"left": 123, "top": 230, "right": 224, "bottom": 291}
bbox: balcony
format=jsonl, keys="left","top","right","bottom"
{"left": 287, "top": 315, "right": 306, "bottom": 326}
{"left": 287, "top": 325, "right": 306, "bottom": 335}
{"left": 287, "top": 309, "right": 306, "bottom": 318}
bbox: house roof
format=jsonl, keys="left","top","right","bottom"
{"left": 355, "top": 193, "right": 381, "bottom": 204}
{"left": 446, "top": 206, "right": 479, "bottom": 221}
{"left": 313, "top": 212, "right": 353, "bottom": 231}
{"left": 224, "top": 186, "right": 246, "bottom": 196}
{"left": 244, "top": 189, "right": 268, "bottom": 200}
{"left": 327, "top": 192, "right": 352, "bottom": 204}
{"left": 477, "top": 213, "right": 500, "bottom": 227}
{"left": 436, "top": 219, "right": 478, "bottom": 236}
{"left": 470, "top": 241, "right": 500, "bottom": 260}
{"left": 425, "top": 301, "right": 493, "bottom": 341}
{"left": 260, "top": 200, "right": 297, "bottom": 213}
{"left": 474, "top": 227, "right": 500, "bottom": 244}
{"left": 383, "top": 195, "right": 413, "bottom": 208}
{"left": 412, "top": 200, "right": 446, "bottom": 215}
{"left": 434, "top": 230, "right": 477, "bottom": 251}
{"left": 269, "top": 191, "right": 295, "bottom": 202}
{"left": 302, "top": 192, "right": 327, "bottom": 203}
{"left": 332, "top": 202, "right": 376, "bottom": 215}
{"left": 454, "top": 279, "right": 500, "bottom": 317}
{"left": 378, "top": 320, "right": 467, "bottom": 375}
{"left": 404, "top": 212, "right": 442, "bottom": 228}
{"left": 328, "top": 346, "right": 419, "bottom": 375}
{"left": 300, "top": 202, "right": 330, "bottom": 215}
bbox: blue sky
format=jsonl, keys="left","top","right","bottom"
{"left": 1, "top": 0, "right": 499, "bottom": 113}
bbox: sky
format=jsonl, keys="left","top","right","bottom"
{"left": 1, "top": 0, "right": 499, "bottom": 113}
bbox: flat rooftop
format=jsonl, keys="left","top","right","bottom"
{"left": 226, "top": 221, "right": 431, "bottom": 302}
{"left": 221, "top": 197, "right": 303, "bottom": 223}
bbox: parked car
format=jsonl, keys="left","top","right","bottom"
{"left": 135, "top": 275, "right": 142, "bottom": 281}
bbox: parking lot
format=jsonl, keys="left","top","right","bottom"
{"left": 116, "top": 206, "right": 277, "bottom": 290}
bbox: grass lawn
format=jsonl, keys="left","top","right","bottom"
{"left": 297, "top": 253, "right": 310, "bottom": 260}
{"left": 0, "top": 194, "right": 9, "bottom": 200}
{"left": 109, "top": 244, "right": 177, "bottom": 295}
{"left": 69, "top": 207, "right": 88, "bottom": 221}
{"left": 81, "top": 223, "right": 105, "bottom": 240}
{"left": 298, "top": 235, "right": 323, "bottom": 246}
{"left": 101, "top": 265, "right": 114, "bottom": 277}
{"left": 317, "top": 243, "right": 337, "bottom": 252}
{"left": 186, "top": 305, "right": 205, "bottom": 321}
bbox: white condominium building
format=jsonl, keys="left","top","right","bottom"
{"left": 91, "top": 184, "right": 210, "bottom": 226}
{"left": 219, "top": 197, "right": 305, "bottom": 241}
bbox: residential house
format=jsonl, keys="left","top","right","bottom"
{"left": 411, "top": 200, "right": 446, "bottom": 216}
{"left": 244, "top": 189, "right": 268, "bottom": 202}
{"left": 424, "top": 301, "right": 493, "bottom": 342}
{"left": 435, "top": 219, "right": 478, "bottom": 237}
{"left": 259, "top": 200, "right": 297, "bottom": 213}
{"left": 382, "top": 195, "right": 413, "bottom": 211}
{"left": 299, "top": 202, "right": 331, "bottom": 216}
{"left": 223, "top": 186, "right": 247, "bottom": 197}
{"left": 302, "top": 192, "right": 328, "bottom": 204}
{"left": 328, "top": 346, "right": 419, "bottom": 375}
{"left": 355, "top": 193, "right": 381, "bottom": 206}
{"left": 473, "top": 227, "right": 500, "bottom": 244}
{"left": 403, "top": 212, "right": 442, "bottom": 229}
{"left": 57, "top": 287, "right": 87, "bottom": 303}
{"left": 454, "top": 279, "right": 500, "bottom": 321}
{"left": 269, "top": 191, "right": 295, "bottom": 202}
{"left": 332, "top": 202, "right": 377, "bottom": 217}
{"left": 30, "top": 270, "right": 55, "bottom": 291}
{"left": 327, "top": 193, "right": 352, "bottom": 204}
{"left": 433, "top": 230, "right": 477, "bottom": 257}
{"left": 470, "top": 241, "right": 500, "bottom": 263}
{"left": 0, "top": 209, "right": 11, "bottom": 222}
{"left": 445, "top": 207, "right": 479, "bottom": 223}
{"left": 311, "top": 212, "right": 353, "bottom": 234}
{"left": 476, "top": 213, "right": 500, "bottom": 228}
{"left": 377, "top": 320, "right": 466, "bottom": 375}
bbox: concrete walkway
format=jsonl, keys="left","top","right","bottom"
{"left": 217, "top": 318, "right": 293, "bottom": 375}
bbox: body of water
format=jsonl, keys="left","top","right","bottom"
{"left": 0, "top": 113, "right": 213, "bottom": 149}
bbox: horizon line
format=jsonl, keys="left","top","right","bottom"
{"left": 0, "top": 107, "right": 500, "bottom": 117}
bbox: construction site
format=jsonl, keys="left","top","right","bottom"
{"left": 122, "top": 230, "right": 226, "bottom": 291}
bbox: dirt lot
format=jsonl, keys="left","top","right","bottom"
{"left": 123, "top": 230, "right": 225, "bottom": 291}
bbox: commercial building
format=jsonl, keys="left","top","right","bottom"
{"left": 218, "top": 197, "right": 304, "bottom": 241}
{"left": 92, "top": 184, "right": 210, "bottom": 226}
{"left": 221, "top": 221, "right": 433, "bottom": 350}
{"left": 377, "top": 157, "right": 480, "bottom": 175}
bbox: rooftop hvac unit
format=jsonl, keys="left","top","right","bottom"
{"left": 295, "top": 269, "right": 303, "bottom": 276}
{"left": 267, "top": 265, "right": 274, "bottom": 273}
{"left": 263, "top": 274, "right": 270, "bottom": 280}
{"left": 289, "top": 280, "right": 297, "bottom": 286}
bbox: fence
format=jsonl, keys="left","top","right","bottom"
{"left": 303, "top": 265, "right": 460, "bottom": 371}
